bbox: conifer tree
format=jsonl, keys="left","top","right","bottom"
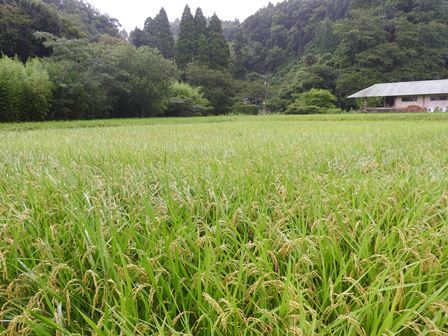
{"left": 129, "top": 28, "right": 148, "bottom": 48}
{"left": 148, "top": 8, "right": 175, "bottom": 59}
{"left": 175, "top": 5, "right": 196, "bottom": 68}
{"left": 194, "top": 8, "right": 208, "bottom": 45}
{"left": 207, "top": 14, "right": 230, "bottom": 69}
{"left": 232, "top": 31, "right": 247, "bottom": 78}
{"left": 137, "top": 9, "right": 175, "bottom": 59}
{"left": 197, "top": 34, "right": 209, "bottom": 65}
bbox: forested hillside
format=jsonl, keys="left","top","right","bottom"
{"left": 1, "top": 0, "right": 448, "bottom": 120}
{"left": 170, "top": 18, "right": 241, "bottom": 41}
{"left": 0, "top": 0, "right": 121, "bottom": 60}
{"left": 232, "top": 0, "right": 448, "bottom": 109}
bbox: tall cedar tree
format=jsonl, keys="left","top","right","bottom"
{"left": 194, "top": 8, "right": 208, "bottom": 50}
{"left": 175, "top": 5, "right": 196, "bottom": 68}
{"left": 207, "top": 14, "right": 230, "bottom": 69}
{"left": 232, "top": 31, "right": 247, "bottom": 78}
{"left": 144, "top": 8, "right": 175, "bottom": 59}
{"left": 194, "top": 8, "right": 208, "bottom": 64}
{"left": 197, "top": 34, "right": 209, "bottom": 64}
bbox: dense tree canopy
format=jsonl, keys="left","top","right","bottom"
{"left": 185, "top": 63, "right": 236, "bottom": 114}
{"left": 0, "top": 0, "right": 121, "bottom": 60}
{"left": 175, "top": 5, "right": 197, "bottom": 68}
{"left": 2, "top": 0, "right": 448, "bottom": 119}
{"left": 207, "top": 14, "right": 231, "bottom": 69}
{"left": 0, "top": 0, "right": 64, "bottom": 60}
{"left": 231, "top": 0, "right": 448, "bottom": 109}
{"left": 132, "top": 8, "right": 175, "bottom": 59}
{"left": 40, "top": 35, "right": 176, "bottom": 120}
{"left": 43, "top": 0, "right": 121, "bottom": 39}
{"left": 194, "top": 8, "right": 208, "bottom": 48}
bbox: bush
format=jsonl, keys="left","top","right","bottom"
{"left": 285, "top": 88, "right": 341, "bottom": 115}
{"left": 293, "top": 89, "right": 337, "bottom": 108}
{"left": 0, "top": 56, "right": 52, "bottom": 122}
{"left": 165, "top": 82, "right": 213, "bottom": 117}
{"left": 232, "top": 102, "right": 260, "bottom": 115}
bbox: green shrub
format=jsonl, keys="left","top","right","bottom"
{"left": 293, "top": 89, "right": 337, "bottom": 108}
{"left": 166, "top": 81, "right": 213, "bottom": 117}
{"left": 232, "top": 102, "right": 260, "bottom": 115}
{"left": 285, "top": 89, "right": 340, "bottom": 115}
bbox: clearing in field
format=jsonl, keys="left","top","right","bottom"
{"left": 1, "top": 114, "right": 448, "bottom": 335}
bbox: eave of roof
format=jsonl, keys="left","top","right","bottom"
{"left": 348, "top": 79, "right": 448, "bottom": 98}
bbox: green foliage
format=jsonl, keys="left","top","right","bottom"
{"left": 185, "top": 63, "right": 236, "bottom": 114}
{"left": 129, "top": 28, "right": 147, "bottom": 48}
{"left": 43, "top": 0, "right": 121, "bottom": 39}
{"left": 173, "top": 7, "right": 231, "bottom": 70}
{"left": 196, "top": 34, "right": 210, "bottom": 64}
{"left": 0, "top": 0, "right": 63, "bottom": 60}
{"left": 0, "top": 0, "right": 121, "bottom": 60}
{"left": 23, "top": 58, "right": 53, "bottom": 120}
{"left": 236, "top": 77, "right": 269, "bottom": 106}
{"left": 232, "top": 102, "right": 260, "bottom": 115}
{"left": 45, "top": 58, "right": 110, "bottom": 120}
{"left": 285, "top": 89, "right": 340, "bottom": 114}
{"left": 42, "top": 37, "right": 176, "bottom": 120}
{"left": 207, "top": 14, "right": 231, "bottom": 69}
{"left": 4, "top": 0, "right": 448, "bottom": 119}
{"left": 0, "top": 56, "right": 51, "bottom": 122}
{"left": 175, "top": 5, "right": 196, "bottom": 68}
{"left": 166, "top": 81, "right": 213, "bottom": 117}
{"left": 293, "top": 89, "right": 337, "bottom": 108}
{"left": 134, "top": 8, "right": 175, "bottom": 59}
{"left": 194, "top": 8, "right": 208, "bottom": 44}
{"left": 231, "top": 0, "right": 448, "bottom": 108}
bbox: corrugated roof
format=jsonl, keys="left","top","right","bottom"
{"left": 348, "top": 79, "right": 448, "bottom": 98}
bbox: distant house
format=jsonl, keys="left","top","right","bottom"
{"left": 348, "top": 79, "right": 448, "bottom": 112}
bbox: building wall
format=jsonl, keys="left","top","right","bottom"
{"left": 395, "top": 95, "right": 448, "bottom": 110}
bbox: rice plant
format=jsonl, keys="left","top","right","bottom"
{"left": 1, "top": 114, "right": 447, "bottom": 335}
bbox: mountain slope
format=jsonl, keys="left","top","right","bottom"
{"left": 0, "top": 0, "right": 121, "bottom": 60}
{"left": 233, "top": 0, "right": 448, "bottom": 108}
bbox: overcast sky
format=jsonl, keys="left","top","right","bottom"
{"left": 87, "top": 0, "right": 280, "bottom": 32}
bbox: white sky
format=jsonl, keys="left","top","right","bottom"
{"left": 87, "top": 0, "right": 280, "bottom": 32}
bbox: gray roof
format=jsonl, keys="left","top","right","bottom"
{"left": 348, "top": 79, "right": 448, "bottom": 98}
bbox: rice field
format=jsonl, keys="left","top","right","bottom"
{"left": 1, "top": 114, "right": 448, "bottom": 335}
